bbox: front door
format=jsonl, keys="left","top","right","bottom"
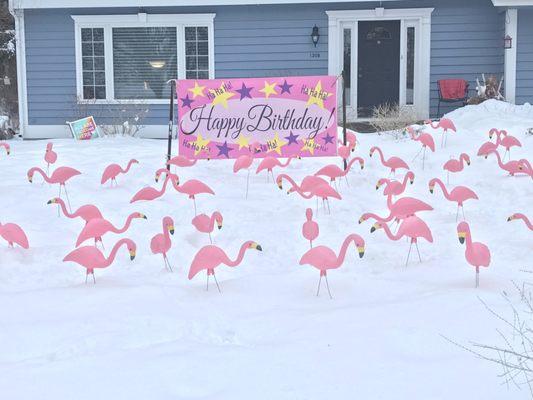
{"left": 357, "top": 20, "right": 401, "bottom": 118}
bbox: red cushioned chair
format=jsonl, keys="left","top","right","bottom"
{"left": 437, "top": 79, "right": 469, "bottom": 116}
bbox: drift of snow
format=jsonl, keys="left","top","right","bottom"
{"left": 0, "top": 100, "right": 532, "bottom": 399}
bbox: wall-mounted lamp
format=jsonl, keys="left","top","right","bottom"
{"left": 504, "top": 35, "right": 513, "bottom": 49}
{"left": 3, "top": 76, "right": 10, "bottom": 85}
{"left": 311, "top": 25, "right": 320, "bottom": 47}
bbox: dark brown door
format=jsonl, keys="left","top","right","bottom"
{"left": 357, "top": 20, "right": 401, "bottom": 118}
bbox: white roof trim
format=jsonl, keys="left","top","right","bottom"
{"left": 492, "top": 0, "right": 533, "bottom": 6}
{"left": 10, "top": 0, "right": 400, "bottom": 10}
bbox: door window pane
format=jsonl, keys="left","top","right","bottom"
{"left": 343, "top": 28, "right": 351, "bottom": 106}
{"left": 406, "top": 26, "right": 415, "bottom": 105}
{"left": 185, "top": 27, "right": 210, "bottom": 79}
{"left": 112, "top": 27, "right": 177, "bottom": 99}
{"left": 81, "top": 28, "right": 106, "bottom": 99}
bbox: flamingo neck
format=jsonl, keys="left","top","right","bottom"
{"left": 334, "top": 235, "right": 356, "bottom": 268}
{"left": 433, "top": 179, "right": 450, "bottom": 199}
{"left": 464, "top": 231, "right": 473, "bottom": 248}
{"left": 225, "top": 243, "right": 250, "bottom": 267}
{"left": 429, "top": 121, "right": 439, "bottom": 129}
{"left": 492, "top": 151, "right": 504, "bottom": 168}
{"left": 280, "top": 157, "right": 294, "bottom": 167}
{"left": 57, "top": 198, "right": 74, "bottom": 218}
{"left": 381, "top": 223, "right": 401, "bottom": 241}
{"left": 105, "top": 239, "right": 128, "bottom": 267}
{"left": 401, "top": 174, "right": 410, "bottom": 190}
{"left": 123, "top": 159, "right": 136, "bottom": 173}
{"left": 209, "top": 213, "right": 218, "bottom": 230}
{"left": 31, "top": 167, "right": 51, "bottom": 182}
{"left": 364, "top": 212, "right": 388, "bottom": 223}
{"left": 373, "top": 147, "right": 386, "bottom": 164}
{"left": 115, "top": 214, "right": 136, "bottom": 233}
{"left": 281, "top": 174, "right": 297, "bottom": 190}
{"left": 343, "top": 157, "right": 359, "bottom": 175}
{"left": 517, "top": 214, "right": 533, "bottom": 230}
{"left": 386, "top": 194, "right": 393, "bottom": 209}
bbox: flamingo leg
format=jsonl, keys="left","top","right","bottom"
{"left": 447, "top": 171, "right": 449, "bottom": 185}
{"left": 324, "top": 274, "right": 333, "bottom": 299}
{"left": 444, "top": 131, "right": 448, "bottom": 147}
{"left": 270, "top": 170, "right": 275, "bottom": 182}
{"left": 212, "top": 271, "right": 221, "bottom": 293}
{"left": 440, "top": 132, "right": 445, "bottom": 148}
{"left": 422, "top": 147, "right": 426, "bottom": 170}
{"left": 209, "top": 232, "right": 212, "bottom": 244}
{"left": 315, "top": 197, "right": 319, "bottom": 215}
{"left": 476, "top": 266, "right": 479, "bottom": 288}
{"left": 64, "top": 184, "right": 72, "bottom": 213}
{"left": 193, "top": 198, "right": 197, "bottom": 216}
{"left": 57, "top": 184, "right": 62, "bottom": 217}
{"left": 206, "top": 273, "right": 209, "bottom": 291}
{"left": 163, "top": 254, "right": 173, "bottom": 272}
{"left": 406, "top": 241, "right": 413, "bottom": 266}
{"left": 462, "top": 205, "right": 466, "bottom": 221}
{"left": 415, "top": 242, "right": 422, "bottom": 262}
{"left": 455, "top": 204, "right": 460, "bottom": 222}
{"left": 412, "top": 146, "right": 423, "bottom": 162}
{"left": 316, "top": 274, "right": 322, "bottom": 296}
{"left": 310, "top": 240, "right": 312, "bottom": 249}
{"left": 345, "top": 175, "right": 349, "bottom": 187}
{"left": 326, "top": 198, "right": 331, "bottom": 215}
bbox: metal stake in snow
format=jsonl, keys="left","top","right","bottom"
{"left": 166, "top": 79, "right": 177, "bottom": 172}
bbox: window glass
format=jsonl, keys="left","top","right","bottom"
{"left": 81, "top": 28, "right": 106, "bottom": 99}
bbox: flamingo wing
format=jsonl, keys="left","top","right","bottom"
{"left": 63, "top": 246, "right": 107, "bottom": 269}
{"left": 188, "top": 245, "right": 224, "bottom": 279}
{"left": 101, "top": 164, "right": 120, "bottom": 184}
{"left": 299, "top": 246, "right": 337, "bottom": 269}
{"left": 76, "top": 219, "right": 113, "bottom": 246}
{"left": 0, "top": 223, "right": 29, "bottom": 248}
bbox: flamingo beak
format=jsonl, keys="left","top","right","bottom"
{"left": 360, "top": 162, "right": 364, "bottom": 170}
{"left": 28, "top": 176, "right": 32, "bottom": 183}
{"left": 467, "top": 161, "right": 471, "bottom": 166}
{"left": 429, "top": 186, "right": 434, "bottom": 194}
{"left": 458, "top": 232, "right": 466, "bottom": 244}
{"left": 155, "top": 174, "right": 160, "bottom": 183}
{"left": 251, "top": 242, "right": 262, "bottom": 251}
{"left": 507, "top": 216, "right": 512, "bottom": 222}
{"left": 169, "top": 225, "right": 175, "bottom": 235}
{"left": 375, "top": 184, "right": 380, "bottom": 190}
{"left": 140, "top": 213, "right": 147, "bottom": 219}
{"left": 286, "top": 189, "right": 291, "bottom": 195}
{"left": 370, "top": 223, "right": 379, "bottom": 233}
{"left": 217, "top": 222, "right": 223, "bottom": 230}
{"left": 278, "top": 182, "right": 283, "bottom": 190}
{"left": 297, "top": 156, "right": 302, "bottom": 160}
{"left": 358, "top": 217, "right": 364, "bottom": 224}
{"left": 7, "top": 150, "right": 10, "bottom": 155}
{"left": 357, "top": 246, "right": 365, "bottom": 258}
{"left": 47, "top": 199, "right": 55, "bottom": 204}
{"left": 410, "top": 179, "right": 414, "bottom": 185}
{"left": 129, "top": 250, "right": 136, "bottom": 260}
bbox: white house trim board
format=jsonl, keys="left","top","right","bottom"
{"left": 504, "top": 9, "right": 517, "bottom": 104}
{"left": 24, "top": 125, "right": 169, "bottom": 139}
{"left": 12, "top": 8, "right": 28, "bottom": 137}
{"left": 10, "top": 0, "right": 402, "bottom": 10}
{"left": 327, "top": 8, "right": 434, "bottom": 120}
{"left": 72, "top": 13, "right": 216, "bottom": 104}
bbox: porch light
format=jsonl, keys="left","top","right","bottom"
{"left": 149, "top": 60, "right": 166, "bottom": 69}
{"left": 311, "top": 25, "right": 320, "bottom": 47}
{"left": 504, "top": 35, "right": 512, "bottom": 49}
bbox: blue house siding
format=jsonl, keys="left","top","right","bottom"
{"left": 516, "top": 9, "right": 533, "bottom": 105}
{"left": 23, "top": 0, "right": 504, "bottom": 133}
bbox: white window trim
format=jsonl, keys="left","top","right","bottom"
{"left": 72, "top": 13, "right": 216, "bottom": 104}
{"left": 504, "top": 9, "right": 517, "bottom": 104}
{"left": 327, "top": 8, "right": 433, "bottom": 121}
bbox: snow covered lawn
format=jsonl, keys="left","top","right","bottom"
{"left": 0, "top": 100, "right": 532, "bottom": 399}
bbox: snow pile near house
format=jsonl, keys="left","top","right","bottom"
{"left": 447, "top": 99, "right": 533, "bottom": 127}
{"left": 0, "top": 102, "right": 532, "bottom": 399}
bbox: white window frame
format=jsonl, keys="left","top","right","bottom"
{"left": 72, "top": 13, "right": 216, "bottom": 104}
{"left": 327, "top": 8, "right": 433, "bottom": 120}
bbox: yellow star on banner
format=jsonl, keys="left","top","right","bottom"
{"left": 189, "top": 82, "right": 206, "bottom": 98}
{"left": 235, "top": 135, "right": 250, "bottom": 150}
{"left": 193, "top": 134, "right": 210, "bottom": 156}
{"left": 267, "top": 132, "right": 288, "bottom": 155}
{"left": 301, "top": 138, "right": 317, "bottom": 155}
{"left": 259, "top": 81, "right": 278, "bottom": 98}
{"left": 306, "top": 80, "right": 332, "bottom": 109}
{"left": 210, "top": 85, "right": 236, "bottom": 109}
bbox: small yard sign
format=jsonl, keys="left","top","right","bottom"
{"left": 67, "top": 116, "right": 100, "bottom": 140}
{"left": 176, "top": 76, "right": 338, "bottom": 159}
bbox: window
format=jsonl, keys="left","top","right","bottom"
{"left": 342, "top": 27, "right": 351, "bottom": 106}
{"left": 73, "top": 14, "right": 215, "bottom": 103}
{"left": 81, "top": 28, "right": 106, "bottom": 100}
{"left": 406, "top": 26, "right": 415, "bottom": 105}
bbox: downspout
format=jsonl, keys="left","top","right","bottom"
{"left": 9, "top": 0, "right": 27, "bottom": 138}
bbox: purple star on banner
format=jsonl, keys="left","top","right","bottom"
{"left": 180, "top": 94, "right": 194, "bottom": 109}
{"left": 216, "top": 141, "right": 233, "bottom": 158}
{"left": 322, "top": 132, "right": 335, "bottom": 145}
{"left": 278, "top": 80, "right": 294, "bottom": 95}
{"left": 285, "top": 131, "right": 299, "bottom": 145}
{"left": 235, "top": 83, "right": 253, "bottom": 100}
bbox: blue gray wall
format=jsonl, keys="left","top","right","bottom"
{"left": 516, "top": 9, "right": 533, "bottom": 105}
{"left": 24, "top": 0, "right": 505, "bottom": 130}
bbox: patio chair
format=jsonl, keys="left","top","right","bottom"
{"left": 437, "top": 79, "right": 469, "bottom": 116}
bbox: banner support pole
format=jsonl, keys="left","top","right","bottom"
{"left": 166, "top": 79, "right": 176, "bottom": 172}
{"left": 341, "top": 70, "right": 347, "bottom": 171}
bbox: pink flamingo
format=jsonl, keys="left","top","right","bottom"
{"left": 150, "top": 216, "right": 175, "bottom": 272}
{"left": 292, "top": 183, "right": 342, "bottom": 214}
{"left": 425, "top": 118, "right": 456, "bottom": 147}
{"left": 233, "top": 141, "right": 261, "bottom": 198}
{"left": 100, "top": 159, "right": 139, "bottom": 186}
{"left": 457, "top": 221, "right": 490, "bottom": 288}
{"left": 371, "top": 215, "right": 433, "bottom": 266}
{"left": 27, "top": 166, "right": 81, "bottom": 213}
{"left": 47, "top": 197, "right": 103, "bottom": 224}
{"left": 409, "top": 129, "right": 435, "bottom": 169}
{"left": 314, "top": 157, "right": 364, "bottom": 188}
{"left": 167, "top": 155, "right": 197, "bottom": 168}
{"left": 44, "top": 142, "right": 57, "bottom": 175}
{"left": 0, "top": 221, "right": 29, "bottom": 249}
{"left": 276, "top": 174, "right": 328, "bottom": 194}
{"left": 443, "top": 153, "right": 470, "bottom": 184}
{"left": 478, "top": 128, "right": 506, "bottom": 157}
{"left": 520, "top": 159, "right": 533, "bottom": 177}
{"left": 369, "top": 146, "right": 409, "bottom": 176}
{"left": 299, "top": 233, "right": 365, "bottom": 299}
{"left": 338, "top": 144, "right": 351, "bottom": 161}
{"left": 75, "top": 212, "right": 147, "bottom": 247}
{"left": 428, "top": 178, "right": 478, "bottom": 221}
{"left": 490, "top": 129, "right": 522, "bottom": 160}
{"left": 188, "top": 241, "right": 262, "bottom": 292}
{"left": 302, "top": 208, "right": 319, "bottom": 248}
{"left": 359, "top": 197, "right": 433, "bottom": 225}
{"left": 0, "top": 142, "right": 10, "bottom": 155}
{"left": 376, "top": 171, "right": 415, "bottom": 197}
{"left": 485, "top": 150, "right": 529, "bottom": 176}
{"left": 63, "top": 238, "right": 136, "bottom": 283}
{"left": 192, "top": 211, "right": 223, "bottom": 244}
{"left": 256, "top": 156, "right": 299, "bottom": 182}
{"left": 507, "top": 213, "right": 533, "bottom": 231}
{"left": 157, "top": 169, "right": 215, "bottom": 215}
{"left": 130, "top": 172, "right": 175, "bottom": 203}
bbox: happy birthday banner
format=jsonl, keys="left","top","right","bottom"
{"left": 177, "top": 76, "right": 338, "bottom": 159}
